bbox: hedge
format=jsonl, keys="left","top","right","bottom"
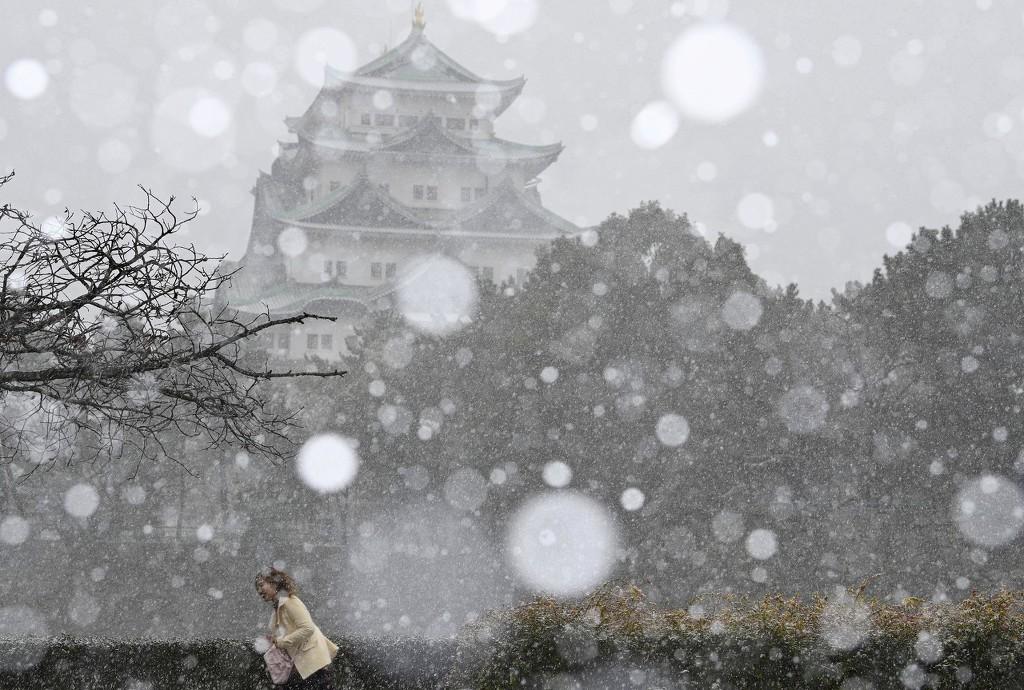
{"left": 3, "top": 581, "right": 1024, "bottom": 689}
{"left": 443, "top": 580, "right": 1024, "bottom": 689}
{"left": 0, "top": 635, "right": 456, "bottom": 689}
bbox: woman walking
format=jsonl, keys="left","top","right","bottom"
{"left": 256, "top": 567, "right": 340, "bottom": 689}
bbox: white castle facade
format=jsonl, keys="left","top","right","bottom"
{"left": 219, "top": 9, "right": 578, "bottom": 359}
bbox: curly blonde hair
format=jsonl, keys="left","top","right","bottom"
{"left": 255, "top": 566, "right": 300, "bottom": 598}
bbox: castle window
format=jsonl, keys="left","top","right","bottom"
{"left": 277, "top": 333, "right": 290, "bottom": 350}
{"left": 307, "top": 334, "right": 319, "bottom": 349}
{"left": 461, "top": 187, "right": 472, "bottom": 202}
{"left": 469, "top": 118, "right": 480, "bottom": 130}
{"left": 426, "top": 185, "right": 438, "bottom": 201}
{"left": 399, "top": 114, "right": 419, "bottom": 127}
{"left": 371, "top": 262, "right": 382, "bottom": 279}
{"left": 360, "top": 113, "right": 371, "bottom": 126}
{"left": 446, "top": 117, "right": 466, "bottom": 130}
{"left": 321, "top": 334, "right": 333, "bottom": 350}
{"left": 385, "top": 262, "right": 397, "bottom": 279}
{"left": 474, "top": 187, "right": 486, "bottom": 199}
{"left": 413, "top": 185, "right": 424, "bottom": 200}
{"left": 374, "top": 113, "right": 395, "bottom": 126}
{"left": 324, "top": 259, "right": 348, "bottom": 279}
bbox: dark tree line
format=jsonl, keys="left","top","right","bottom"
{"left": 320, "top": 199, "right": 1024, "bottom": 603}
{"left": 5, "top": 184, "right": 1024, "bottom": 637}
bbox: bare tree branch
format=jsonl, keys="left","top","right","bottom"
{"left": 0, "top": 172, "right": 346, "bottom": 476}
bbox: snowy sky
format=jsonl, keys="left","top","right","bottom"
{"left": 2, "top": 0, "right": 1022, "bottom": 300}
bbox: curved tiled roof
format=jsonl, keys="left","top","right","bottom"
{"left": 256, "top": 169, "right": 577, "bottom": 239}
{"left": 284, "top": 114, "right": 562, "bottom": 168}
{"left": 350, "top": 25, "right": 522, "bottom": 86}
{"left": 317, "top": 26, "right": 524, "bottom": 116}
{"left": 448, "top": 176, "right": 579, "bottom": 236}
{"left": 267, "top": 172, "right": 430, "bottom": 228}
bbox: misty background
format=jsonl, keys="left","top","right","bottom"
{"left": 3, "top": 0, "right": 1024, "bottom": 300}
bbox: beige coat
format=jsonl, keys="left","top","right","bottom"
{"left": 270, "top": 594, "right": 339, "bottom": 679}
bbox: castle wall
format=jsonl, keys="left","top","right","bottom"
{"left": 302, "top": 156, "right": 500, "bottom": 210}
{"left": 258, "top": 301, "right": 366, "bottom": 360}
{"left": 272, "top": 234, "right": 543, "bottom": 360}
{"left": 341, "top": 89, "right": 494, "bottom": 137}
{"left": 284, "top": 231, "right": 435, "bottom": 285}
{"left": 366, "top": 160, "right": 491, "bottom": 208}
{"left": 449, "top": 237, "right": 540, "bottom": 287}
{"left": 314, "top": 160, "right": 363, "bottom": 197}
{"left": 280, "top": 230, "right": 540, "bottom": 288}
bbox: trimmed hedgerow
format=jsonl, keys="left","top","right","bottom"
{"left": 444, "top": 580, "right": 1024, "bottom": 689}
{"left": 0, "top": 634, "right": 457, "bottom": 689}
{"left": 4, "top": 584, "right": 1024, "bottom": 689}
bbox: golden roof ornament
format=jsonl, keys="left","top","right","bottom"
{"left": 413, "top": 2, "right": 426, "bottom": 30}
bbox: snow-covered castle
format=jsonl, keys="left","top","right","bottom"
{"left": 219, "top": 6, "right": 578, "bottom": 359}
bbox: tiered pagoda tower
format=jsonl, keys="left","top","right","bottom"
{"left": 221, "top": 7, "right": 578, "bottom": 359}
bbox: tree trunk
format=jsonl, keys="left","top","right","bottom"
{"left": 0, "top": 436, "right": 24, "bottom": 514}
{"left": 176, "top": 466, "right": 186, "bottom": 542}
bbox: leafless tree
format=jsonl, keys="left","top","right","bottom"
{"left": 0, "top": 172, "right": 345, "bottom": 482}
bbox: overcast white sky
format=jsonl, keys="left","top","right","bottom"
{"left": 2, "top": 0, "right": 1022, "bottom": 300}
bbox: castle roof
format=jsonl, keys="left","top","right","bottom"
{"left": 268, "top": 172, "right": 431, "bottom": 228}
{"left": 314, "top": 25, "right": 524, "bottom": 116}
{"left": 283, "top": 114, "right": 563, "bottom": 177}
{"left": 256, "top": 171, "right": 577, "bottom": 239}
{"left": 448, "top": 176, "right": 578, "bottom": 236}
{"left": 227, "top": 280, "right": 390, "bottom": 315}
{"left": 352, "top": 26, "right": 518, "bottom": 79}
